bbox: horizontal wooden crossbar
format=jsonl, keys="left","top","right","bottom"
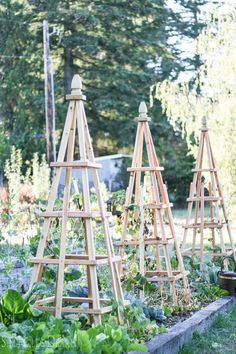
{"left": 35, "top": 296, "right": 111, "bottom": 305}
{"left": 34, "top": 297, "right": 129, "bottom": 315}
{"left": 192, "top": 168, "right": 218, "bottom": 172}
{"left": 34, "top": 305, "right": 113, "bottom": 315}
{"left": 134, "top": 116, "right": 151, "bottom": 122}
{"left": 145, "top": 270, "right": 183, "bottom": 275}
{"left": 146, "top": 271, "right": 189, "bottom": 282}
{"left": 116, "top": 237, "right": 173, "bottom": 246}
{"left": 40, "top": 211, "right": 112, "bottom": 218}
{"left": 127, "top": 166, "right": 164, "bottom": 172}
{"left": 66, "top": 94, "right": 86, "bottom": 101}
{"left": 181, "top": 248, "right": 233, "bottom": 257}
{"left": 183, "top": 222, "right": 225, "bottom": 229}
{"left": 144, "top": 203, "right": 173, "bottom": 209}
{"left": 50, "top": 161, "right": 102, "bottom": 169}
{"left": 187, "top": 197, "right": 221, "bottom": 202}
{"left": 30, "top": 254, "right": 121, "bottom": 266}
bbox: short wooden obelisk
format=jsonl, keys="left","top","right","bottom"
{"left": 118, "top": 102, "right": 190, "bottom": 305}
{"left": 181, "top": 116, "right": 236, "bottom": 270}
{"left": 29, "top": 74, "right": 124, "bottom": 324}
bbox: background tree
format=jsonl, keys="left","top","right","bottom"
{"left": 0, "top": 0, "right": 44, "bottom": 169}
{"left": 0, "top": 0, "right": 200, "bottom": 204}
{"left": 156, "top": 6, "right": 236, "bottom": 213}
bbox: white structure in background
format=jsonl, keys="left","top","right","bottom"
{"left": 58, "top": 154, "right": 131, "bottom": 195}
{"left": 95, "top": 154, "right": 131, "bottom": 191}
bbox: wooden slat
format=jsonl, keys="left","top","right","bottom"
{"left": 192, "top": 168, "right": 217, "bottom": 172}
{"left": 147, "top": 276, "right": 175, "bottom": 282}
{"left": 35, "top": 296, "right": 55, "bottom": 305}
{"left": 127, "top": 166, "right": 164, "bottom": 172}
{"left": 35, "top": 296, "right": 113, "bottom": 305}
{"left": 123, "top": 203, "right": 173, "bottom": 210}
{"left": 66, "top": 94, "right": 86, "bottom": 100}
{"left": 50, "top": 161, "right": 102, "bottom": 169}
{"left": 100, "top": 306, "right": 113, "bottom": 314}
{"left": 34, "top": 305, "right": 104, "bottom": 315}
{"left": 183, "top": 222, "right": 224, "bottom": 229}
{"left": 30, "top": 254, "right": 118, "bottom": 266}
{"left": 146, "top": 271, "right": 179, "bottom": 275}
{"left": 187, "top": 196, "right": 220, "bottom": 202}
{"left": 180, "top": 248, "right": 192, "bottom": 255}
{"left": 144, "top": 203, "right": 173, "bottom": 209}
{"left": 146, "top": 272, "right": 188, "bottom": 282}
{"left": 145, "top": 238, "right": 172, "bottom": 245}
{"left": 182, "top": 249, "right": 232, "bottom": 257}
{"left": 134, "top": 116, "right": 151, "bottom": 122}
{"left": 116, "top": 237, "right": 172, "bottom": 246}
{"left": 40, "top": 211, "right": 112, "bottom": 218}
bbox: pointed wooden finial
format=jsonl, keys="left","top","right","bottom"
{"left": 202, "top": 116, "right": 207, "bottom": 129}
{"left": 71, "top": 74, "right": 82, "bottom": 94}
{"left": 135, "top": 101, "right": 151, "bottom": 122}
{"left": 139, "top": 101, "right": 147, "bottom": 116}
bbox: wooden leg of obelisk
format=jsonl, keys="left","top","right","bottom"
{"left": 192, "top": 175, "right": 201, "bottom": 262}
{"left": 84, "top": 219, "right": 93, "bottom": 323}
{"left": 139, "top": 186, "right": 145, "bottom": 297}
{"left": 30, "top": 101, "right": 75, "bottom": 289}
{"left": 82, "top": 110, "right": 124, "bottom": 322}
{"left": 209, "top": 183, "right": 216, "bottom": 255}
{"left": 55, "top": 107, "right": 76, "bottom": 318}
{"left": 77, "top": 100, "right": 101, "bottom": 325}
{"left": 164, "top": 184, "right": 190, "bottom": 298}
{"left": 200, "top": 183, "right": 205, "bottom": 272}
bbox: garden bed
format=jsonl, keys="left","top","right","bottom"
{"left": 129, "top": 296, "right": 236, "bottom": 354}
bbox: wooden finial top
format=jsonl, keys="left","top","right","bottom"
{"left": 139, "top": 101, "right": 147, "bottom": 115}
{"left": 66, "top": 74, "right": 86, "bottom": 101}
{"left": 201, "top": 116, "right": 207, "bottom": 130}
{"left": 71, "top": 74, "right": 82, "bottom": 94}
{"left": 135, "top": 101, "right": 151, "bottom": 122}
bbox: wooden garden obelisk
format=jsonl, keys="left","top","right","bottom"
{"left": 29, "top": 74, "right": 124, "bottom": 324}
{"left": 181, "top": 116, "right": 236, "bottom": 270}
{"left": 118, "top": 102, "right": 190, "bottom": 305}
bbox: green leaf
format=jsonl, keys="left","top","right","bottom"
{"left": 96, "top": 333, "right": 107, "bottom": 343}
{"left": 128, "top": 343, "right": 148, "bottom": 352}
{"left": 111, "top": 328, "right": 122, "bottom": 342}
{"left": 75, "top": 330, "right": 92, "bottom": 354}
{"left": 1, "top": 290, "right": 32, "bottom": 323}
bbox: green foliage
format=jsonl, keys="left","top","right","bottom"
{"left": 0, "top": 0, "right": 196, "bottom": 206}
{"left": 0, "top": 0, "right": 44, "bottom": 165}
{"left": 193, "top": 283, "right": 229, "bottom": 303}
{"left": 0, "top": 0, "right": 177, "bottom": 157}
{"left": 123, "top": 303, "right": 162, "bottom": 342}
{"left": 0, "top": 290, "right": 33, "bottom": 325}
{"left": 0, "top": 290, "right": 149, "bottom": 353}
{"left": 129, "top": 298, "right": 166, "bottom": 322}
{"left": 156, "top": 6, "right": 236, "bottom": 213}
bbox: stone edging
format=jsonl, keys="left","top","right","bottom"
{"left": 128, "top": 296, "right": 236, "bottom": 354}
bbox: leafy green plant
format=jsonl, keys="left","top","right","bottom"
{"left": 0, "top": 290, "right": 33, "bottom": 325}
{"left": 193, "top": 283, "right": 229, "bottom": 303}
{"left": 0, "top": 290, "right": 149, "bottom": 353}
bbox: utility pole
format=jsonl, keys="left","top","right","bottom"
{"left": 43, "top": 20, "right": 56, "bottom": 164}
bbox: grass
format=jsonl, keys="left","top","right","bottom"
{"left": 179, "top": 303, "right": 236, "bottom": 354}
{"left": 172, "top": 206, "right": 211, "bottom": 220}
